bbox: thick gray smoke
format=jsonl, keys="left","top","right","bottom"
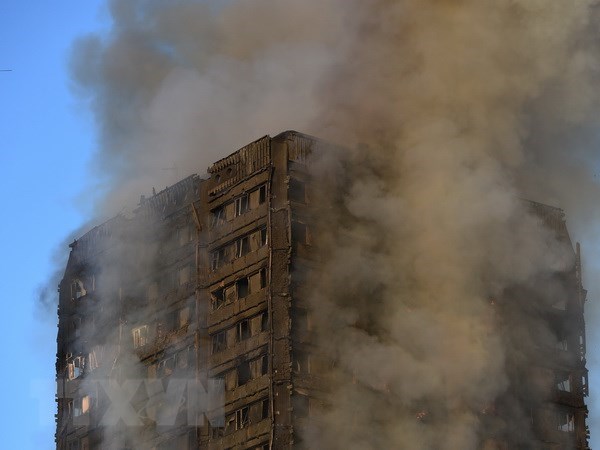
{"left": 68, "top": 0, "right": 600, "bottom": 448}
{"left": 70, "top": 0, "right": 345, "bottom": 215}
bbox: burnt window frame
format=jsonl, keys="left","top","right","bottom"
{"left": 291, "top": 221, "right": 309, "bottom": 245}
{"left": 237, "top": 319, "right": 251, "bottom": 342}
{"left": 236, "top": 236, "right": 250, "bottom": 258}
{"left": 289, "top": 178, "right": 306, "bottom": 203}
{"left": 132, "top": 325, "right": 149, "bottom": 349}
{"left": 235, "top": 194, "right": 250, "bottom": 217}
{"left": 556, "top": 371, "right": 573, "bottom": 393}
{"left": 210, "top": 206, "right": 226, "bottom": 229}
{"left": 260, "top": 268, "right": 267, "bottom": 288}
{"left": 236, "top": 406, "right": 249, "bottom": 429}
{"left": 258, "top": 185, "right": 267, "bottom": 204}
{"left": 259, "top": 227, "right": 267, "bottom": 247}
{"left": 261, "top": 311, "right": 269, "bottom": 332}
{"left": 292, "top": 393, "right": 310, "bottom": 420}
{"left": 211, "top": 331, "right": 227, "bottom": 354}
{"left": 211, "top": 287, "right": 225, "bottom": 310}
{"left": 210, "top": 247, "right": 227, "bottom": 271}
{"left": 236, "top": 277, "right": 250, "bottom": 299}
{"left": 237, "top": 361, "right": 251, "bottom": 386}
{"left": 556, "top": 409, "right": 576, "bottom": 432}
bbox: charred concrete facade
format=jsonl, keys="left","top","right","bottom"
{"left": 56, "top": 131, "right": 590, "bottom": 449}
{"left": 56, "top": 173, "right": 201, "bottom": 449}
{"left": 488, "top": 201, "right": 591, "bottom": 449}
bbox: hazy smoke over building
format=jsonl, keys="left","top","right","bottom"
{"left": 65, "top": 0, "right": 600, "bottom": 448}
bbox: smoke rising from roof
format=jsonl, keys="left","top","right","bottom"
{"left": 70, "top": 0, "right": 347, "bottom": 216}
{"left": 68, "top": 0, "right": 600, "bottom": 448}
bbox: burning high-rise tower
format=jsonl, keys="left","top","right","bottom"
{"left": 56, "top": 131, "right": 590, "bottom": 450}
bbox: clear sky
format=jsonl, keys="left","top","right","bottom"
{"left": 1, "top": 2, "right": 599, "bottom": 450}
{"left": 0, "top": 2, "right": 105, "bottom": 448}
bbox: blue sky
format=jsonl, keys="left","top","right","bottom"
{"left": 1, "top": 2, "right": 599, "bottom": 449}
{"left": 0, "top": 2, "right": 105, "bottom": 448}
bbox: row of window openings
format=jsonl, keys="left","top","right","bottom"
{"left": 213, "top": 347, "right": 307, "bottom": 383}
{"left": 147, "top": 266, "right": 193, "bottom": 300}
{"left": 216, "top": 351, "right": 309, "bottom": 393}
{"left": 210, "top": 228, "right": 267, "bottom": 271}
{"left": 69, "top": 341, "right": 338, "bottom": 383}
{"left": 73, "top": 239, "right": 264, "bottom": 303}
{"left": 213, "top": 396, "right": 308, "bottom": 442}
{"left": 211, "top": 398, "right": 269, "bottom": 438}
{"left": 67, "top": 358, "right": 193, "bottom": 417}
{"left": 68, "top": 310, "right": 192, "bottom": 377}
{"left": 216, "top": 354, "right": 269, "bottom": 392}
{"left": 210, "top": 178, "right": 306, "bottom": 231}
{"left": 66, "top": 355, "right": 194, "bottom": 420}
{"left": 210, "top": 185, "right": 267, "bottom": 229}
{"left": 148, "top": 346, "right": 193, "bottom": 378}
{"left": 162, "top": 222, "right": 196, "bottom": 250}
{"left": 66, "top": 340, "right": 194, "bottom": 381}
{"left": 67, "top": 347, "right": 300, "bottom": 385}
{"left": 70, "top": 264, "right": 192, "bottom": 304}
{"left": 211, "top": 312, "right": 268, "bottom": 354}
{"left": 211, "top": 268, "right": 267, "bottom": 311}
{"left": 132, "top": 306, "right": 192, "bottom": 349}
{"left": 66, "top": 372, "right": 312, "bottom": 434}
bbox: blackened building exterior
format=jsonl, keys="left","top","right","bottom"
{"left": 55, "top": 131, "right": 590, "bottom": 449}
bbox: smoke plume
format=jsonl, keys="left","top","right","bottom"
{"left": 67, "top": 0, "right": 600, "bottom": 448}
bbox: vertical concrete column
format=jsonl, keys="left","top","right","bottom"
{"left": 268, "top": 136, "right": 293, "bottom": 449}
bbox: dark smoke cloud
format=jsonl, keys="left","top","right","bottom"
{"left": 64, "top": 0, "right": 600, "bottom": 448}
